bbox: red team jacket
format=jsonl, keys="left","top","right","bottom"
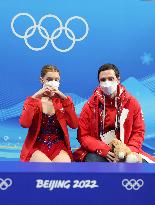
{"left": 73, "top": 85, "right": 155, "bottom": 162}
{"left": 19, "top": 96, "right": 78, "bottom": 162}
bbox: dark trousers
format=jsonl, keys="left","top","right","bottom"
{"left": 84, "top": 153, "right": 148, "bottom": 163}
{"left": 84, "top": 153, "right": 109, "bottom": 162}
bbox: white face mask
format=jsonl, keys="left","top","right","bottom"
{"left": 43, "top": 80, "right": 60, "bottom": 90}
{"left": 100, "top": 81, "right": 118, "bottom": 95}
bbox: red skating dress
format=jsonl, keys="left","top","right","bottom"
{"left": 27, "top": 112, "right": 68, "bottom": 161}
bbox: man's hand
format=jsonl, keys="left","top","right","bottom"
{"left": 106, "top": 151, "right": 116, "bottom": 162}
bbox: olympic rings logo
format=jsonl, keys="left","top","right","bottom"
{"left": 11, "top": 13, "right": 89, "bottom": 53}
{"left": 122, "top": 179, "right": 144, "bottom": 191}
{"left": 0, "top": 178, "right": 12, "bottom": 191}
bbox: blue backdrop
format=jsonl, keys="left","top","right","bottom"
{"left": 0, "top": 0, "right": 155, "bottom": 160}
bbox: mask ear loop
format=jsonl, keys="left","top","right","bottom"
{"left": 43, "top": 81, "right": 47, "bottom": 88}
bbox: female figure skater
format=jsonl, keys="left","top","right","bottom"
{"left": 20, "top": 65, "right": 78, "bottom": 162}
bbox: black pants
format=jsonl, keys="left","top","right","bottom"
{"left": 84, "top": 153, "right": 148, "bottom": 163}
{"left": 84, "top": 153, "right": 109, "bottom": 162}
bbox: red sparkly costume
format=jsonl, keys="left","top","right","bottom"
{"left": 19, "top": 96, "right": 78, "bottom": 162}
{"left": 27, "top": 113, "right": 68, "bottom": 161}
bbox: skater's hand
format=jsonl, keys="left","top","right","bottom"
{"left": 50, "top": 88, "right": 67, "bottom": 100}
{"left": 32, "top": 86, "right": 52, "bottom": 98}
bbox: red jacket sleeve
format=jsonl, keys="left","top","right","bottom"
{"left": 127, "top": 100, "right": 145, "bottom": 152}
{"left": 62, "top": 96, "right": 78, "bottom": 129}
{"left": 77, "top": 104, "right": 111, "bottom": 157}
{"left": 19, "top": 97, "right": 39, "bottom": 128}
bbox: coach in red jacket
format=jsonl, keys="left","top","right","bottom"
{"left": 73, "top": 64, "right": 155, "bottom": 163}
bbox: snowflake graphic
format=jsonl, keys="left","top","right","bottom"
{"left": 140, "top": 52, "right": 154, "bottom": 65}
{"left": 3, "top": 136, "right": 9, "bottom": 142}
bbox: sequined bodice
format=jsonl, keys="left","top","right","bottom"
{"left": 39, "top": 113, "right": 64, "bottom": 136}
{"left": 35, "top": 113, "right": 64, "bottom": 149}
